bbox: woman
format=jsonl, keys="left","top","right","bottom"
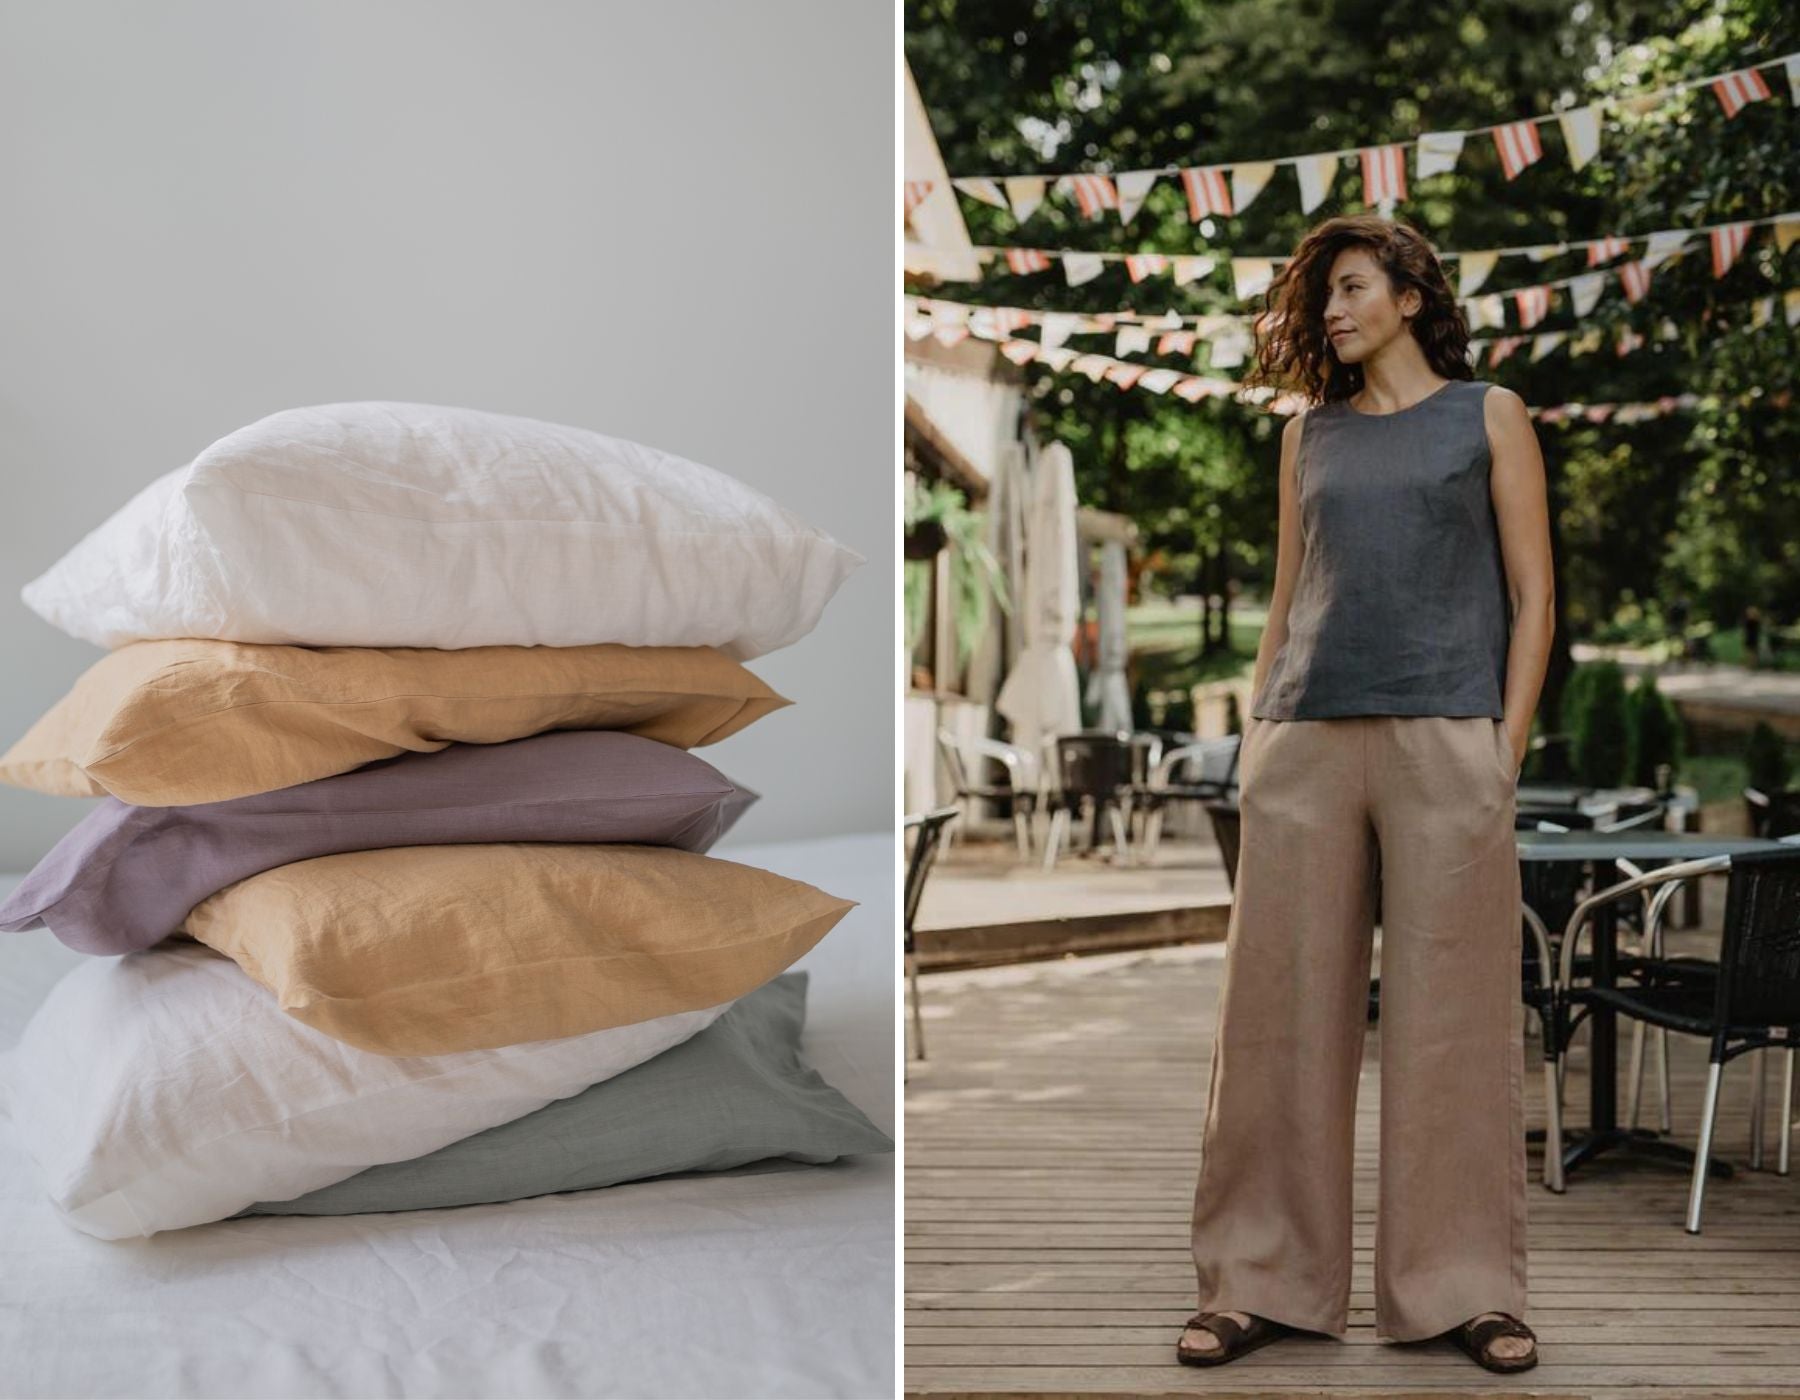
{"left": 1174, "top": 214, "right": 1554, "bottom": 1375}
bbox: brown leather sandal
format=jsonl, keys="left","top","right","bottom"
{"left": 1176, "top": 1310, "right": 1295, "bottom": 1366}
{"left": 1443, "top": 1312, "right": 1539, "bottom": 1373}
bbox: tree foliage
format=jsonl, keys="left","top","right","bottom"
{"left": 906, "top": 0, "right": 1799, "bottom": 709}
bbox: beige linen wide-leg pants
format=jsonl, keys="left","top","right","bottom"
{"left": 1189, "top": 714, "right": 1529, "bottom": 1343}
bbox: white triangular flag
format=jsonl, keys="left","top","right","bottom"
{"left": 1788, "top": 55, "right": 1800, "bottom": 105}
{"left": 953, "top": 177, "right": 1009, "bottom": 210}
{"left": 1207, "top": 323, "right": 1254, "bottom": 370}
{"left": 1458, "top": 251, "right": 1498, "bottom": 296}
{"left": 1295, "top": 153, "right": 1340, "bottom": 214}
{"left": 1776, "top": 217, "right": 1800, "bottom": 254}
{"left": 1572, "top": 327, "right": 1604, "bottom": 355}
{"left": 1468, "top": 293, "right": 1506, "bottom": 331}
{"left": 1116, "top": 170, "right": 1160, "bottom": 224}
{"left": 1038, "top": 346, "right": 1078, "bottom": 371}
{"left": 1115, "top": 326, "right": 1153, "bottom": 357}
{"left": 1643, "top": 230, "right": 1690, "bottom": 270}
{"left": 1526, "top": 244, "right": 1563, "bottom": 262}
{"left": 1231, "top": 257, "right": 1275, "bottom": 301}
{"left": 1231, "top": 161, "right": 1277, "bottom": 213}
{"left": 1557, "top": 105, "right": 1601, "bottom": 171}
{"left": 1041, "top": 313, "right": 1081, "bottom": 351}
{"left": 1138, "top": 368, "right": 1183, "bottom": 395}
{"left": 1416, "top": 130, "right": 1465, "bottom": 180}
{"left": 1570, "top": 271, "right": 1607, "bottom": 317}
{"left": 1173, "top": 255, "right": 1217, "bottom": 286}
{"left": 1004, "top": 177, "right": 1047, "bottom": 222}
{"left": 1530, "top": 332, "right": 1567, "bottom": 363}
{"left": 1063, "top": 252, "right": 1105, "bottom": 287}
{"left": 904, "top": 314, "right": 934, "bottom": 342}
{"left": 1786, "top": 290, "right": 1800, "bottom": 326}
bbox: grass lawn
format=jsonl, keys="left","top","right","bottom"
{"left": 1128, "top": 597, "right": 1792, "bottom": 802}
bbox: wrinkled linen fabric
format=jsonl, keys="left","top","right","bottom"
{"left": 183, "top": 843, "right": 857, "bottom": 1056}
{"left": 0, "top": 833, "right": 894, "bottom": 1400}
{"left": 0, "top": 731, "right": 759, "bottom": 956}
{"left": 0, "top": 939, "right": 732, "bottom": 1240}
{"left": 20, "top": 400, "right": 865, "bottom": 661}
{"left": 0, "top": 637, "right": 788, "bottom": 806}
{"left": 246, "top": 971, "right": 892, "bottom": 1218}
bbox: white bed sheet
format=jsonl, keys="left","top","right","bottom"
{"left": 0, "top": 831, "right": 896, "bottom": 1400}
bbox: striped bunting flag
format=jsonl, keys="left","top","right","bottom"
{"left": 904, "top": 181, "right": 935, "bottom": 215}
{"left": 1618, "top": 261, "right": 1653, "bottom": 304}
{"left": 1125, "top": 254, "right": 1170, "bottom": 284}
{"left": 1063, "top": 174, "right": 1120, "bottom": 218}
{"left": 1616, "top": 326, "right": 1645, "bottom": 356}
{"left": 1587, "top": 236, "right": 1630, "bottom": 267}
{"left": 1514, "top": 286, "right": 1552, "bottom": 329}
{"left": 1492, "top": 120, "right": 1545, "bottom": 179}
{"left": 1157, "top": 331, "right": 1198, "bottom": 356}
{"left": 998, "top": 339, "right": 1039, "bottom": 366}
{"left": 1180, "top": 166, "right": 1233, "bottom": 221}
{"left": 1710, "top": 222, "right": 1753, "bottom": 278}
{"left": 1711, "top": 67, "right": 1773, "bottom": 118}
{"left": 1004, "top": 248, "right": 1053, "bottom": 275}
{"left": 1360, "top": 144, "right": 1407, "bottom": 206}
{"left": 1488, "top": 335, "right": 1526, "bottom": 366}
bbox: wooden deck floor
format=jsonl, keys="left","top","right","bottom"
{"left": 904, "top": 906, "right": 1800, "bottom": 1398}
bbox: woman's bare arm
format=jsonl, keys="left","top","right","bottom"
{"left": 1485, "top": 385, "right": 1555, "bottom": 769}
{"left": 1249, "top": 412, "right": 1308, "bottom": 710}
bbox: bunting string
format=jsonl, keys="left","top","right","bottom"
{"left": 906, "top": 49, "right": 1800, "bottom": 223}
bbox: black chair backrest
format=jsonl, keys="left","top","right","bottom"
{"left": 903, "top": 807, "right": 960, "bottom": 944}
{"left": 1054, "top": 733, "right": 1133, "bottom": 798}
{"left": 1715, "top": 847, "right": 1800, "bottom": 1031}
{"left": 1748, "top": 788, "right": 1800, "bottom": 840}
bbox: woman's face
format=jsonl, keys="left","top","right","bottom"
{"left": 1321, "top": 246, "right": 1420, "bottom": 364}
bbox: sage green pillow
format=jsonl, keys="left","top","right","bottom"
{"left": 241, "top": 972, "right": 889, "bottom": 1218}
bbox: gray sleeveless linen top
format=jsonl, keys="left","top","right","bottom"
{"left": 1252, "top": 378, "right": 1510, "bottom": 720}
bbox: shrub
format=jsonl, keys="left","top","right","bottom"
{"left": 1571, "top": 660, "right": 1630, "bottom": 788}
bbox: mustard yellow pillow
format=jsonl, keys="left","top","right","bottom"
{"left": 0, "top": 639, "right": 788, "bottom": 806}
{"left": 182, "top": 844, "right": 856, "bottom": 1056}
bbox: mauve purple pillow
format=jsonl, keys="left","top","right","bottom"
{"left": 0, "top": 730, "right": 757, "bottom": 956}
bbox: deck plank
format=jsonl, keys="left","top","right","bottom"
{"left": 903, "top": 888, "right": 1800, "bottom": 1396}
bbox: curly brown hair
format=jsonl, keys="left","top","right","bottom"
{"left": 1244, "top": 214, "right": 1472, "bottom": 406}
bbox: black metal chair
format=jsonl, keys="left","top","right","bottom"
{"left": 1746, "top": 786, "right": 1800, "bottom": 840}
{"left": 1549, "top": 847, "right": 1800, "bottom": 1230}
{"left": 1137, "top": 735, "right": 1243, "bottom": 861}
{"left": 1041, "top": 732, "right": 1136, "bottom": 870}
{"left": 903, "top": 807, "right": 959, "bottom": 1063}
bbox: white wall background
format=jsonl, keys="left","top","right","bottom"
{"left": 0, "top": 0, "right": 893, "bottom": 868}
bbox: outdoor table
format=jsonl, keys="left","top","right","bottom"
{"left": 1516, "top": 828, "right": 1790, "bottom": 1187}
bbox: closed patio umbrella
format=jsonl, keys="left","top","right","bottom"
{"left": 996, "top": 441, "right": 1081, "bottom": 761}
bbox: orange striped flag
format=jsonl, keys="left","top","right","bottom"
{"left": 1065, "top": 174, "right": 1120, "bottom": 218}
{"left": 1004, "top": 248, "right": 1053, "bottom": 275}
{"left": 1710, "top": 223, "right": 1752, "bottom": 278}
{"left": 1618, "top": 261, "right": 1652, "bottom": 303}
{"left": 1488, "top": 335, "right": 1525, "bottom": 366}
{"left": 1360, "top": 144, "right": 1407, "bottom": 205}
{"left": 1180, "top": 167, "right": 1233, "bottom": 221}
{"left": 904, "top": 181, "right": 934, "bottom": 215}
{"left": 1711, "top": 67, "right": 1772, "bottom": 118}
{"left": 1105, "top": 363, "right": 1147, "bottom": 389}
{"left": 1157, "top": 331, "right": 1198, "bottom": 355}
{"left": 1492, "top": 120, "right": 1545, "bottom": 179}
{"left": 1586, "top": 235, "right": 1629, "bottom": 267}
{"left": 1514, "top": 286, "right": 1552, "bottom": 329}
{"left": 1125, "top": 254, "right": 1170, "bottom": 283}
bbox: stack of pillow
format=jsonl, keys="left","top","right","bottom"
{"left": 0, "top": 401, "right": 889, "bottom": 1239}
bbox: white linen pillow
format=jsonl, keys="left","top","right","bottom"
{"left": 21, "top": 402, "right": 863, "bottom": 660}
{"left": 0, "top": 942, "right": 732, "bottom": 1239}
